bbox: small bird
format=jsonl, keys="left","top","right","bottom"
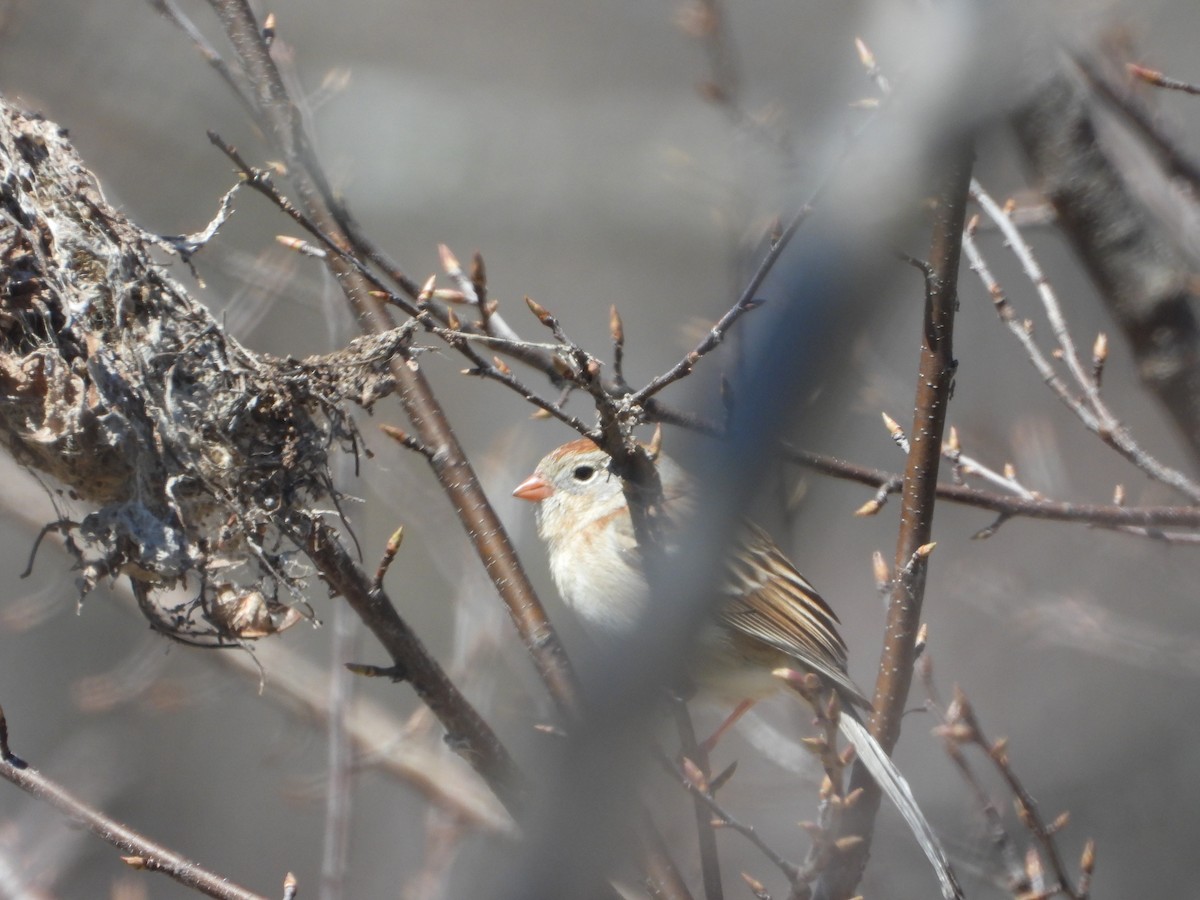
{"left": 514, "top": 438, "right": 962, "bottom": 900}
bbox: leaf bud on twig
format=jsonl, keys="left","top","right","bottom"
{"left": 438, "top": 242, "right": 461, "bottom": 275}
{"left": 854, "top": 36, "right": 876, "bottom": 69}
{"left": 525, "top": 296, "right": 554, "bottom": 327}
{"left": 609, "top": 304, "right": 624, "bottom": 346}
{"left": 417, "top": 274, "right": 436, "bottom": 303}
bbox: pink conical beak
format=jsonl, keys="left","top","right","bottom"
{"left": 512, "top": 472, "right": 553, "bottom": 502}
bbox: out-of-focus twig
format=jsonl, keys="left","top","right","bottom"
{"left": 917, "top": 653, "right": 1027, "bottom": 894}
{"left": 1127, "top": 61, "right": 1200, "bottom": 97}
{"left": 658, "top": 750, "right": 804, "bottom": 887}
{"left": 318, "top": 600, "right": 356, "bottom": 900}
{"left": 671, "top": 702, "right": 724, "bottom": 900}
{"left": 1073, "top": 51, "right": 1200, "bottom": 190}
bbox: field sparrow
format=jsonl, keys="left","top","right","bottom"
{"left": 514, "top": 438, "right": 962, "bottom": 900}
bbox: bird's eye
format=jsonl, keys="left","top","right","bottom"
{"left": 572, "top": 465, "right": 596, "bottom": 482}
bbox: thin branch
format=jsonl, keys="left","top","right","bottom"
{"left": 919, "top": 655, "right": 1029, "bottom": 895}
{"left": 0, "top": 720, "right": 267, "bottom": 900}
{"left": 450, "top": 336, "right": 594, "bottom": 437}
{"left": 657, "top": 751, "right": 803, "bottom": 886}
{"left": 150, "top": 0, "right": 260, "bottom": 120}
{"left": 968, "top": 182, "right": 1200, "bottom": 502}
{"left": 336, "top": 223, "right": 568, "bottom": 383}
{"left": 940, "top": 426, "right": 1036, "bottom": 499}
{"left": 1073, "top": 51, "right": 1200, "bottom": 190}
{"left": 1127, "top": 61, "right": 1200, "bottom": 97}
{"left": 627, "top": 29, "right": 891, "bottom": 410}
{"left": 631, "top": 221, "right": 791, "bottom": 405}
{"left": 783, "top": 444, "right": 1200, "bottom": 531}
{"left": 679, "top": 0, "right": 794, "bottom": 162}
{"left": 938, "top": 687, "right": 1093, "bottom": 899}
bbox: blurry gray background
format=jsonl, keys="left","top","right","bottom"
{"left": 1, "top": 0, "right": 1199, "bottom": 897}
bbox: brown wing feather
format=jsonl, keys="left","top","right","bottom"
{"left": 719, "top": 523, "right": 870, "bottom": 708}
{"left": 616, "top": 480, "right": 870, "bottom": 708}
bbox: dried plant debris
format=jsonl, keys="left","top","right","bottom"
{"left": 0, "top": 96, "right": 401, "bottom": 644}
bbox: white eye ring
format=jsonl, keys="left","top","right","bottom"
{"left": 572, "top": 464, "right": 597, "bottom": 482}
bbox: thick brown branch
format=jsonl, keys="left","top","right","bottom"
{"left": 878, "top": 137, "right": 973, "bottom": 734}
{"left": 303, "top": 522, "right": 525, "bottom": 814}
{"left": 819, "top": 139, "right": 974, "bottom": 899}
{"left": 207, "top": 0, "right": 582, "bottom": 717}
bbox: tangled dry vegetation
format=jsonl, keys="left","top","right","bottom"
{"left": 0, "top": 99, "right": 406, "bottom": 644}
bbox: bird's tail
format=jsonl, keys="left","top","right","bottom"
{"left": 837, "top": 713, "right": 963, "bottom": 900}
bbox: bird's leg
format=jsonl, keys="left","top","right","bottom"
{"left": 698, "top": 698, "right": 757, "bottom": 756}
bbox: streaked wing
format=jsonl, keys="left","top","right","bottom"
{"left": 720, "top": 523, "right": 869, "bottom": 708}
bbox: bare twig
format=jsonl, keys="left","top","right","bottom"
{"left": 784, "top": 444, "right": 1200, "bottom": 533}
{"left": 968, "top": 182, "right": 1200, "bottom": 502}
{"left": 0, "top": 715, "right": 267, "bottom": 900}
{"left": 657, "top": 750, "right": 804, "bottom": 886}
{"left": 150, "top": 0, "right": 259, "bottom": 119}
{"left": 938, "top": 687, "right": 1093, "bottom": 899}
{"left": 630, "top": 240, "right": 780, "bottom": 404}
{"left": 1127, "top": 62, "right": 1200, "bottom": 96}
{"left": 451, "top": 339, "right": 593, "bottom": 436}
{"left": 919, "top": 655, "right": 1028, "bottom": 894}
{"left": 1073, "top": 51, "right": 1200, "bottom": 190}
{"left": 679, "top": 0, "right": 794, "bottom": 161}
